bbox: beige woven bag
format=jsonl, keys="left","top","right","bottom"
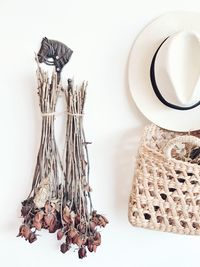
{"left": 128, "top": 124, "right": 200, "bottom": 235}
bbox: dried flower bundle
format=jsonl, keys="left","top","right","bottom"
{"left": 58, "top": 79, "right": 108, "bottom": 258}
{"left": 18, "top": 67, "right": 64, "bottom": 242}
{"left": 18, "top": 67, "right": 108, "bottom": 258}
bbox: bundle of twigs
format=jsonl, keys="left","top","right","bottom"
{"left": 17, "top": 67, "right": 64, "bottom": 242}
{"left": 57, "top": 79, "right": 108, "bottom": 258}
{"left": 18, "top": 66, "right": 108, "bottom": 259}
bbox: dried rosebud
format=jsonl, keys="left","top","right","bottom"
{"left": 34, "top": 211, "right": 44, "bottom": 222}
{"left": 89, "top": 221, "right": 96, "bottom": 232}
{"left": 97, "top": 215, "right": 109, "bottom": 227}
{"left": 57, "top": 229, "right": 64, "bottom": 240}
{"left": 87, "top": 243, "right": 94, "bottom": 252}
{"left": 68, "top": 227, "right": 78, "bottom": 238}
{"left": 33, "top": 221, "right": 42, "bottom": 230}
{"left": 60, "top": 243, "right": 70, "bottom": 254}
{"left": 48, "top": 217, "right": 57, "bottom": 233}
{"left": 75, "top": 214, "right": 81, "bottom": 226}
{"left": 91, "top": 216, "right": 99, "bottom": 225}
{"left": 92, "top": 210, "right": 97, "bottom": 216}
{"left": 93, "top": 232, "right": 101, "bottom": 246}
{"left": 18, "top": 225, "right": 31, "bottom": 240}
{"left": 77, "top": 222, "right": 86, "bottom": 234}
{"left": 44, "top": 213, "right": 55, "bottom": 227}
{"left": 21, "top": 198, "right": 34, "bottom": 217}
{"left": 28, "top": 232, "right": 37, "bottom": 243}
{"left": 78, "top": 247, "right": 87, "bottom": 259}
{"left": 21, "top": 206, "right": 30, "bottom": 217}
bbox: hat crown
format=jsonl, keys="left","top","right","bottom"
{"left": 155, "top": 31, "right": 200, "bottom": 106}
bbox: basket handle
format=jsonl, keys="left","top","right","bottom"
{"left": 163, "top": 135, "right": 200, "bottom": 159}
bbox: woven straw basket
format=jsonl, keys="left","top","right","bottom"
{"left": 128, "top": 124, "right": 200, "bottom": 235}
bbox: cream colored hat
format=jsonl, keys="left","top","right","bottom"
{"left": 128, "top": 12, "right": 200, "bottom": 131}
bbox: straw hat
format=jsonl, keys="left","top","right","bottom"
{"left": 128, "top": 12, "right": 200, "bottom": 131}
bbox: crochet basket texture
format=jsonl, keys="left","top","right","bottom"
{"left": 128, "top": 124, "right": 200, "bottom": 235}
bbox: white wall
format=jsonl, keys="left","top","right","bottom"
{"left": 1, "top": 0, "right": 200, "bottom": 266}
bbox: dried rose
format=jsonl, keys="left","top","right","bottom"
{"left": 89, "top": 221, "right": 96, "bottom": 232}
{"left": 91, "top": 216, "right": 99, "bottom": 225}
{"left": 68, "top": 227, "right": 78, "bottom": 238}
{"left": 60, "top": 243, "right": 70, "bottom": 254}
{"left": 87, "top": 243, "right": 94, "bottom": 252}
{"left": 93, "top": 232, "right": 101, "bottom": 246}
{"left": 28, "top": 232, "right": 37, "bottom": 243}
{"left": 77, "top": 222, "right": 86, "bottom": 234}
{"left": 57, "top": 229, "right": 64, "bottom": 240}
{"left": 21, "top": 206, "right": 30, "bottom": 217}
{"left": 44, "top": 213, "right": 55, "bottom": 227}
{"left": 18, "top": 225, "right": 31, "bottom": 240}
{"left": 21, "top": 198, "right": 34, "bottom": 217}
{"left": 97, "top": 215, "right": 109, "bottom": 227}
{"left": 78, "top": 247, "right": 87, "bottom": 259}
{"left": 48, "top": 217, "right": 57, "bottom": 233}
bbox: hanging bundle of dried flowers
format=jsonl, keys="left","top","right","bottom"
{"left": 18, "top": 66, "right": 64, "bottom": 242}
{"left": 17, "top": 66, "right": 108, "bottom": 259}
{"left": 58, "top": 79, "right": 108, "bottom": 258}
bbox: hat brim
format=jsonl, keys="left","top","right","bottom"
{"left": 128, "top": 11, "right": 200, "bottom": 132}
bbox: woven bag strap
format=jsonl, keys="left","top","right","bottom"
{"left": 163, "top": 135, "right": 200, "bottom": 159}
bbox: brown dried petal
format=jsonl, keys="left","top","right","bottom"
{"left": 21, "top": 198, "right": 34, "bottom": 217}
{"left": 60, "top": 243, "right": 70, "bottom": 254}
{"left": 77, "top": 223, "right": 86, "bottom": 234}
{"left": 63, "top": 214, "right": 72, "bottom": 225}
{"left": 57, "top": 229, "right": 64, "bottom": 240}
{"left": 89, "top": 221, "right": 96, "bottom": 232}
{"left": 93, "top": 232, "right": 101, "bottom": 246}
{"left": 91, "top": 216, "right": 99, "bottom": 225}
{"left": 68, "top": 228, "right": 78, "bottom": 238}
{"left": 97, "top": 215, "right": 109, "bottom": 227}
{"left": 34, "top": 211, "right": 44, "bottom": 222}
{"left": 66, "top": 236, "right": 73, "bottom": 245}
{"left": 33, "top": 221, "right": 42, "bottom": 230}
{"left": 73, "top": 235, "right": 84, "bottom": 246}
{"left": 44, "top": 213, "right": 54, "bottom": 227}
{"left": 20, "top": 225, "right": 31, "bottom": 240}
{"left": 21, "top": 206, "right": 31, "bottom": 217}
{"left": 93, "top": 244, "right": 97, "bottom": 252}
{"left": 48, "top": 217, "right": 57, "bottom": 233}
{"left": 78, "top": 247, "right": 87, "bottom": 259}
{"left": 28, "top": 232, "right": 37, "bottom": 243}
